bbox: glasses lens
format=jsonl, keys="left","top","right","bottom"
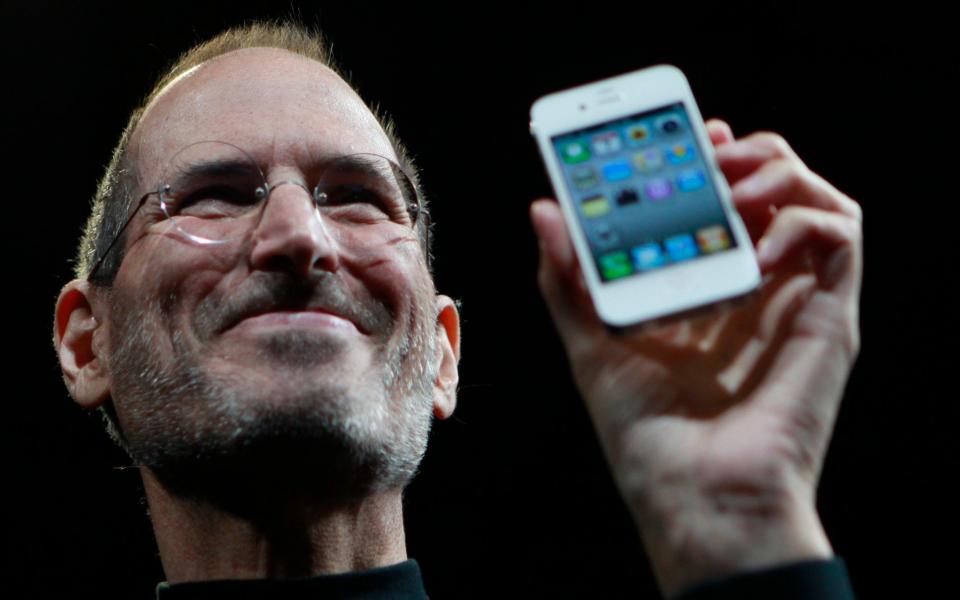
{"left": 314, "top": 154, "right": 420, "bottom": 226}
{"left": 159, "top": 141, "right": 267, "bottom": 244}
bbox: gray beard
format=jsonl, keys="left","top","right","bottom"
{"left": 105, "top": 279, "right": 437, "bottom": 513}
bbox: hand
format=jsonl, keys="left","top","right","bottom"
{"left": 530, "top": 119, "right": 862, "bottom": 597}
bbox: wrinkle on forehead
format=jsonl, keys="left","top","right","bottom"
{"left": 133, "top": 48, "right": 396, "bottom": 185}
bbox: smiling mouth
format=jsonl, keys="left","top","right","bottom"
{"left": 231, "top": 310, "right": 362, "bottom": 335}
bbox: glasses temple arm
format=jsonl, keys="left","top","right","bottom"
{"left": 86, "top": 191, "right": 155, "bottom": 282}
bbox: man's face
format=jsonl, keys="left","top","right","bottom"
{"left": 103, "top": 48, "right": 442, "bottom": 499}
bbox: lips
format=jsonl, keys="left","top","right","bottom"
{"left": 216, "top": 291, "right": 370, "bottom": 335}
{"left": 232, "top": 308, "right": 362, "bottom": 334}
{"left": 200, "top": 272, "right": 391, "bottom": 341}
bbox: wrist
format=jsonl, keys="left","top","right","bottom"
{"left": 635, "top": 493, "right": 833, "bottom": 598}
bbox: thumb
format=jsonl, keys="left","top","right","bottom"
{"left": 530, "top": 198, "right": 602, "bottom": 354}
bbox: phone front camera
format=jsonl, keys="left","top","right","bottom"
{"left": 579, "top": 103, "right": 587, "bottom": 111}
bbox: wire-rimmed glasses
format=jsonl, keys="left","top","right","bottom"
{"left": 87, "top": 141, "right": 429, "bottom": 282}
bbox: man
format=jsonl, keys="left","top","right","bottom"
{"left": 53, "top": 22, "right": 861, "bottom": 598}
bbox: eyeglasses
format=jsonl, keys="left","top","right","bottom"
{"left": 88, "top": 140, "right": 429, "bottom": 282}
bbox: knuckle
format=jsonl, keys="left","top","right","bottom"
{"left": 778, "top": 159, "right": 808, "bottom": 194}
{"left": 753, "top": 131, "right": 796, "bottom": 159}
{"left": 847, "top": 198, "right": 863, "bottom": 223}
{"left": 807, "top": 170, "right": 863, "bottom": 222}
{"left": 838, "top": 215, "right": 862, "bottom": 247}
{"left": 774, "top": 203, "right": 810, "bottom": 227}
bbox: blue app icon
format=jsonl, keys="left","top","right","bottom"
{"left": 665, "top": 233, "right": 699, "bottom": 262}
{"left": 677, "top": 169, "right": 706, "bottom": 192}
{"left": 602, "top": 160, "right": 632, "bottom": 182}
{"left": 632, "top": 243, "right": 666, "bottom": 271}
{"left": 666, "top": 142, "right": 696, "bottom": 165}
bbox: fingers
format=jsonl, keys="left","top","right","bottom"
{"left": 757, "top": 205, "right": 862, "bottom": 299}
{"left": 714, "top": 131, "right": 803, "bottom": 186}
{"left": 713, "top": 130, "right": 861, "bottom": 219}
{"left": 706, "top": 119, "right": 735, "bottom": 146}
{"left": 708, "top": 130, "right": 861, "bottom": 246}
{"left": 711, "top": 129, "right": 859, "bottom": 222}
{"left": 530, "top": 199, "right": 602, "bottom": 355}
{"left": 732, "top": 158, "right": 862, "bottom": 221}
{"left": 708, "top": 126, "right": 862, "bottom": 356}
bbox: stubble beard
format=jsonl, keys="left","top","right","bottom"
{"left": 106, "top": 276, "right": 438, "bottom": 512}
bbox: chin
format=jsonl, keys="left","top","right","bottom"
{"left": 252, "top": 329, "right": 349, "bottom": 370}
{"left": 122, "top": 370, "right": 433, "bottom": 512}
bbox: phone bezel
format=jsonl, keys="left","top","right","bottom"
{"left": 530, "top": 65, "right": 760, "bottom": 327}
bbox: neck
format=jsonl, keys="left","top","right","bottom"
{"left": 141, "top": 467, "right": 408, "bottom": 583}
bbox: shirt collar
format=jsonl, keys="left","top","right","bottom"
{"left": 155, "top": 559, "right": 428, "bottom": 600}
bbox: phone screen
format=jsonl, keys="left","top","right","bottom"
{"left": 551, "top": 102, "right": 738, "bottom": 283}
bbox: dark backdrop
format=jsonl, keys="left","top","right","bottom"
{"left": 6, "top": 3, "right": 955, "bottom": 598}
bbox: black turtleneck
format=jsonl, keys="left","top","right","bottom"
{"left": 154, "top": 557, "right": 855, "bottom": 599}
{"left": 156, "top": 560, "right": 428, "bottom": 600}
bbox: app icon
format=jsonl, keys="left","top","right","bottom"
{"left": 666, "top": 142, "right": 696, "bottom": 164}
{"left": 677, "top": 168, "right": 706, "bottom": 192}
{"left": 696, "top": 225, "right": 731, "bottom": 253}
{"left": 571, "top": 165, "right": 600, "bottom": 190}
{"left": 632, "top": 242, "right": 665, "bottom": 271}
{"left": 616, "top": 188, "right": 640, "bottom": 206}
{"left": 591, "top": 131, "right": 622, "bottom": 156}
{"left": 581, "top": 194, "right": 611, "bottom": 218}
{"left": 603, "top": 160, "right": 632, "bottom": 182}
{"left": 665, "top": 233, "right": 698, "bottom": 262}
{"left": 599, "top": 251, "right": 633, "bottom": 280}
{"left": 625, "top": 123, "right": 651, "bottom": 146}
{"left": 591, "top": 222, "right": 620, "bottom": 248}
{"left": 560, "top": 140, "right": 590, "bottom": 164}
{"left": 655, "top": 115, "right": 683, "bottom": 135}
{"left": 644, "top": 178, "right": 673, "bottom": 201}
{"left": 633, "top": 148, "right": 663, "bottom": 173}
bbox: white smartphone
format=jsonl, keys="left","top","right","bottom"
{"left": 530, "top": 65, "right": 761, "bottom": 328}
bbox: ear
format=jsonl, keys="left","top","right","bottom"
{"left": 54, "top": 279, "right": 111, "bottom": 409}
{"left": 432, "top": 295, "right": 461, "bottom": 420}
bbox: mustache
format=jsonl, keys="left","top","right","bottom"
{"left": 194, "top": 271, "right": 394, "bottom": 339}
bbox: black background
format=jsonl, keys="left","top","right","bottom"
{"left": 5, "top": 2, "right": 956, "bottom": 598}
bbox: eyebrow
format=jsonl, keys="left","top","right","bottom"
{"left": 317, "top": 155, "right": 416, "bottom": 201}
{"left": 169, "top": 159, "right": 264, "bottom": 184}
{"left": 167, "top": 153, "right": 415, "bottom": 202}
{"left": 320, "top": 155, "right": 390, "bottom": 177}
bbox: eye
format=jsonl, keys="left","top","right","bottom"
{"left": 317, "top": 183, "right": 398, "bottom": 222}
{"left": 172, "top": 184, "right": 264, "bottom": 217}
{"left": 322, "top": 183, "right": 386, "bottom": 207}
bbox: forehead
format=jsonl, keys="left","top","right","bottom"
{"left": 133, "top": 47, "right": 396, "bottom": 182}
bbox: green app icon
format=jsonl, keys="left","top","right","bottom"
{"left": 599, "top": 251, "right": 632, "bottom": 280}
{"left": 581, "top": 194, "right": 610, "bottom": 218}
{"left": 560, "top": 140, "right": 591, "bottom": 164}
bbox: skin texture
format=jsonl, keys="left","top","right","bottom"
{"left": 530, "top": 119, "right": 861, "bottom": 596}
{"left": 54, "top": 48, "right": 461, "bottom": 581}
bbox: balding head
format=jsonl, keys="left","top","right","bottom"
{"left": 133, "top": 47, "right": 398, "bottom": 203}
{"left": 78, "top": 22, "right": 425, "bottom": 290}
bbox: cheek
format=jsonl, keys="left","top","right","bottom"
{"left": 334, "top": 223, "right": 430, "bottom": 296}
{"left": 347, "top": 245, "right": 433, "bottom": 318}
{"left": 115, "top": 239, "right": 238, "bottom": 337}
{"left": 333, "top": 225, "right": 424, "bottom": 270}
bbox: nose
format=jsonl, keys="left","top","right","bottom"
{"left": 249, "top": 180, "right": 340, "bottom": 277}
